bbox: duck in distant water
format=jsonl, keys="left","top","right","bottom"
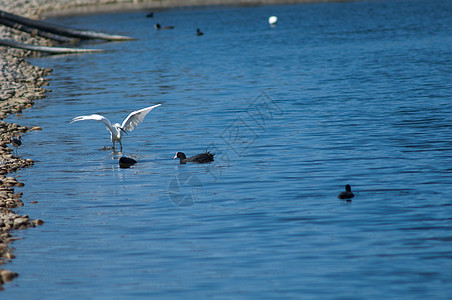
{"left": 155, "top": 23, "right": 174, "bottom": 30}
{"left": 338, "top": 184, "right": 355, "bottom": 200}
{"left": 146, "top": 12, "right": 154, "bottom": 18}
{"left": 196, "top": 28, "right": 204, "bottom": 36}
{"left": 174, "top": 151, "right": 214, "bottom": 164}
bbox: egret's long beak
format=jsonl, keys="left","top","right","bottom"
{"left": 120, "top": 128, "right": 128, "bottom": 135}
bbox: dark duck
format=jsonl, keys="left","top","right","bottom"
{"left": 338, "top": 184, "right": 355, "bottom": 200}
{"left": 174, "top": 152, "right": 214, "bottom": 164}
{"left": 155, "top": 23, "right": 174, "bottom": 30}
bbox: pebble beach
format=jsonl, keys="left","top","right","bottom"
{"left": 0, "top": 0, "right": 341, "bottom": 289}
{"left": 0, "top": 0, "right": 51, "bottom": 287}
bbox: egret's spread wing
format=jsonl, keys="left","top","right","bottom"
{"left": 70, "top": 114, "right": 115, "bottom": 134}
{"left": 121, "top": 104, "right": 161, "bottom": 132}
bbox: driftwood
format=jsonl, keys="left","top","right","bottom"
{"left": 0, "top": 39, "right": 103, "bottom": 54}
{"left": 0, "top": 18, "right": 75, "bottom": 43}
{"left": 0, "top": 10, "right": 135, "bottom": 41}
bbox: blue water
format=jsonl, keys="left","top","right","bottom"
{"left": 3, "top": 0, "right": 452, "bottom": 298}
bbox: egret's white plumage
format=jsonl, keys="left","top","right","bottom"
{"left": 70, "top": 104, "right": 161, "bottom": 151}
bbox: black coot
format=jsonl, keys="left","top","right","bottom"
{"left": 338, "top": 184, "right": 355, "bottom": 200}
{"left": 174, "top": 152, "right": 214, "bottom": 164}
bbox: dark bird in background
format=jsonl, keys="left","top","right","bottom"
{"left": 174, "top": 151, "right": 214, "bottom": 164}
{"left": 196, "top": 28, "right": 204, "bottom": 36}
{"left": 11, "top": 136, "right": 22, "bottom": 156}
{"left": 155, "top": 23, "right": 174, "bottom": 30}
{"left": 338, "top": 184, "right": 355, "bottom": 200}
{"left": 146, "top": 12, "right": 154, "bottom": 18}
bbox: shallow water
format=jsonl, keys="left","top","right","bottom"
{"left": 3, "top": 0, "right": 452, "bottom": 298}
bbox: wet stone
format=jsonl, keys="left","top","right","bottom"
{"left": 33, "top": 219, "right": 44, "bottom": 226}
{"left": 0, "top": 270, "right": 18, "bottom": 282}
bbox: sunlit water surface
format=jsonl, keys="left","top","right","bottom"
{"left": 3, "top": 0, "right": 452, "bottom": 298}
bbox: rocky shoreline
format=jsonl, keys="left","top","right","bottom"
{"left": 0, "top": 0, "right": 51, "bottom": 287}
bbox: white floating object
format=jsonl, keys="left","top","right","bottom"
{"left": 268, "top": 16, "right": 278, "bottom": 25}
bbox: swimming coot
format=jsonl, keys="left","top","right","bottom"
{"left": 338, "top": 184, "right": 355, "bottom": 200}
{"left": 155, "top": 23, "right": 174, "bottom": 30}
{"left": 174, "top": 152, "right": 214, "bottom": 164}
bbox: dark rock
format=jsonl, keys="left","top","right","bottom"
{"left": 1, "top": 270, "right": 18, "bottom": 282}
{"left": 33, "top": 219, "right": 44, "bottom": 226}
{"left": 119, "top": 157, "right": 137, "bottom": 168}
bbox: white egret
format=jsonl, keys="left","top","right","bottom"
{"left": 70, "top": 104, "right": 161, "bottom": 151}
